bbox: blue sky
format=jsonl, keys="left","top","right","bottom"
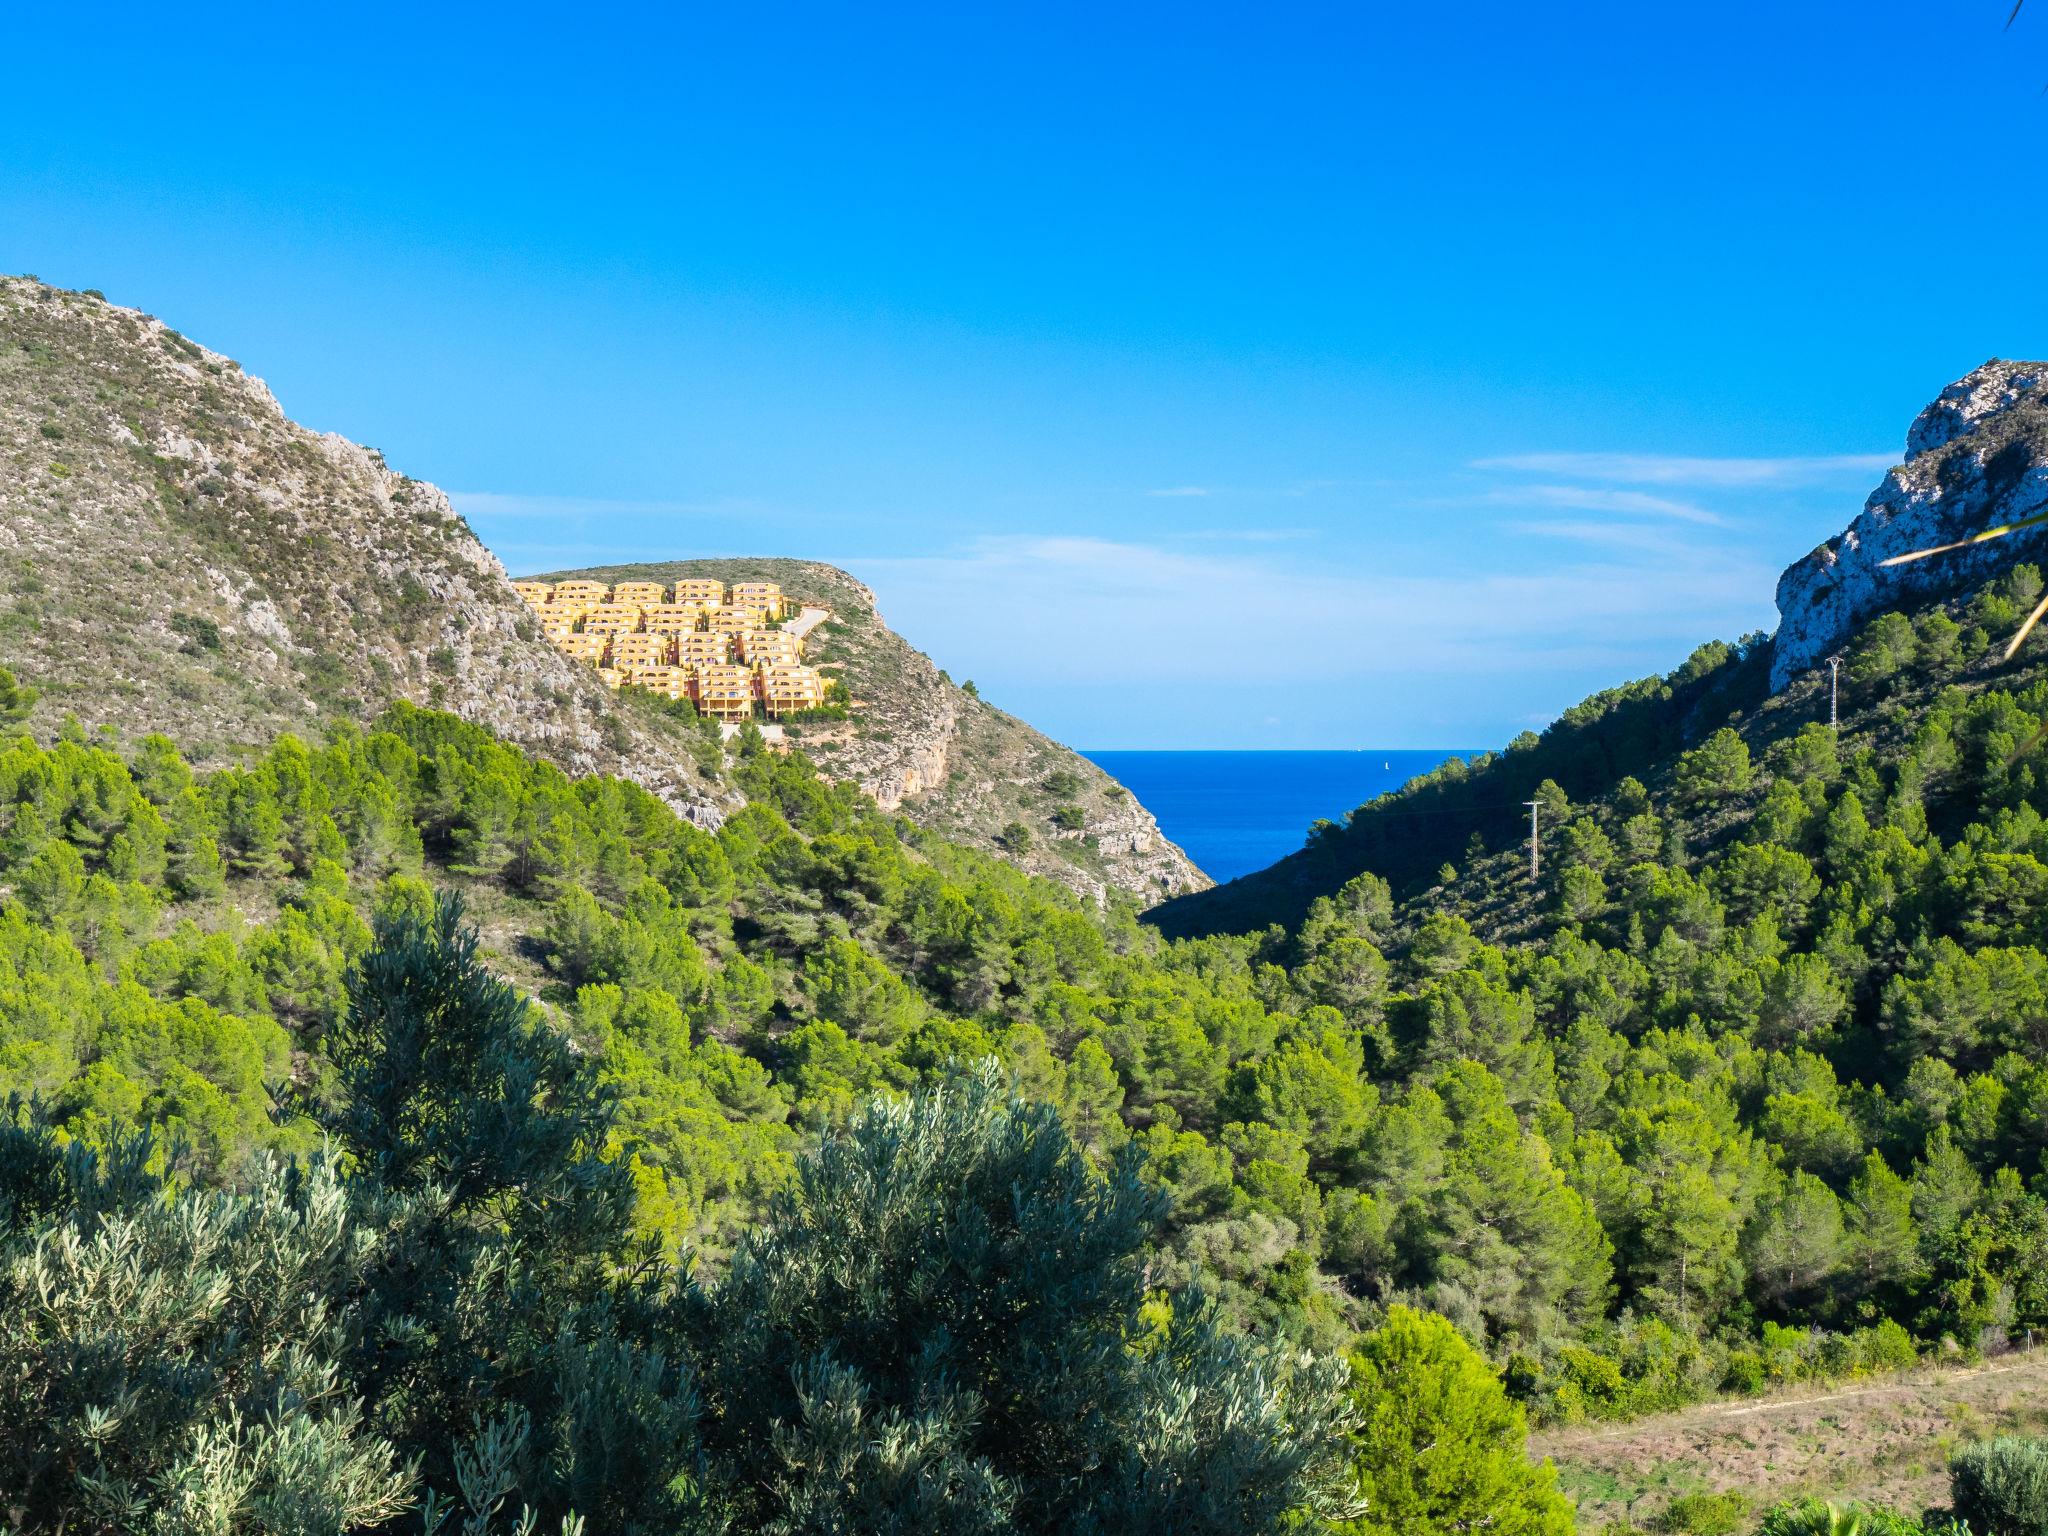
{"left": 5, "top": 2, "right": 2045, "bottom": 747}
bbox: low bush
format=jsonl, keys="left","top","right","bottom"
{"left": 1952, "top": 1436, "right": 2048, "bottom": 1535}
{"left": 1651, "top": 1489, "right": 1747, "bottom": 1534}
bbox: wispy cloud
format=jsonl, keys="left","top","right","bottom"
{"left": 1492, "top": 484, "right": 1725, "bottom": 525}
{"left": 853, "top": 530, "right": 1775, "bottom": 692}
{"left": 1145, "top": 486, "right": 1212, "bottom": 498}
{"left": 1470, "top": 451, "right": 1895, "bottom": 486}
{"left": 1504, "top": 519, "right": 1711, "bottom": 552}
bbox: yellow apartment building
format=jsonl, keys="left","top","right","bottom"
{"left": 607, "top": 637, "right": 668, "bottom": 671}
{"left": 731, "top": 581, "right": 784, "bottom": 617}
{"left": 642, "top": 604, "right": 704, "bottom": 634}
{"left": 739, "top": 630, "right": 802, "bottom": 665}
{"left": 526, "top": 571, "right": 835, "bottom": 720}
{"left": 709, "top": 606, "right": 765, "bottom": 633}
{"left": 760, "top": 664, "right": 827, "bottom": 717}
{"left": 696, "top": 663, "right": 757, "bottom": 722}
{"left": 635, "top": 666, "right": 695, "bottom": 701}
{"left": 610, "top": 633, "right": 675, "bottom": 670}
{"left": 581, "top": 604, "right": 644, "bottom": 636}
{"left": 678, "top": 633, "right": 732, "bottom": 665}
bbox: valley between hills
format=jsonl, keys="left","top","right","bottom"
{"left": 12, "top": 270, "right": 2048, "bottom": 1534}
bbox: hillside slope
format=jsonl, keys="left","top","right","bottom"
{"left": 0, "top": 274, "right": 729, "bottom": 818}
{"left": 1153, "top": 357, "right": 2048, "bottom": 939}
{"left": 532, "top": 557, "right": 1207, "bottom": 900}
{"left": 0, "top": 276, "right": 1200, "bottom": 900}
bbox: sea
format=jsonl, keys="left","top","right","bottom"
{"left": 1080, "top": 749, "right": 1479, "bottom": 885}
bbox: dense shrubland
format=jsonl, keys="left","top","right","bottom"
{"left": 0, "top": 899, "right": 1362, "bottom": 1532}
{"left": 12, "top": 563, "right": 2048, "bottom": 1524}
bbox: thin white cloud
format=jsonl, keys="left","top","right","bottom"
{"left": 1504, "top": 519, "right": 1710, "bottom": 552}
{"left": 1492, "top": 484, "right": 1725, "bottom": 525}
{"left": 851, "top": 531, "right": 1775, "bottom": 692}
{"left": 1145, "top": 486, "right": 1212, "bottom": 498}
{"left": 1471, "top": 451, "right": 1895, "bottom": 487}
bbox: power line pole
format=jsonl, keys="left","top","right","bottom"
{"left": 1827, "top": 655, "right": 1841, "bottom": 732}
{"left": 1524, "top": 798, "right": 1541, "bottom": 883}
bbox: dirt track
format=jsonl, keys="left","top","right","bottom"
{"left": 1531, "top": 1352, "right": 2048, "bottom": 1528}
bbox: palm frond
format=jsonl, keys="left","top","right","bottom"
{"left": 1879, "top": 507, "right": 2048, "bottom": 567}
{"left": 2008, "top": 587, "right": 2048, "bottom": 659}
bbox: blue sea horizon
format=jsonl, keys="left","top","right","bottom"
{"left": 1081, "top": 749, "right": 1482, "bottom": 885}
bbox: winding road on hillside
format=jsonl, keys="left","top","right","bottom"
{"left": 786, "top": 605, "right": 831, "bottom": 641}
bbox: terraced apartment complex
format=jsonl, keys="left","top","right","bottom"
{"left": 510, "top": 576, "right": 834, "bottom": 723}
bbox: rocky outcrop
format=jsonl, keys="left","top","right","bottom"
{"left": 858, "top": 689, "right": 956, "bottom": 811}
{"left": 1772, "top": 359, "right": 2048, "bottom": 688}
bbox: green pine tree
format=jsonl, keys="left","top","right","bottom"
{"left": 1333, "top": 1306, "right": 1573, "bottom": 1536}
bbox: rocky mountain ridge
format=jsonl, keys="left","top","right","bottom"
{"left": 0, "top": 274, "right": 733, "bottom": 823}
{"left": 1771, "top": 358, "right": 2048, "bottom": 687}
{"left": 0, "top": 276, "right": 1203, "bottom": 900}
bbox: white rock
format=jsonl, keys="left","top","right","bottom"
{"left": 1772, "top": 359, "right": 2048, "bottom": 689}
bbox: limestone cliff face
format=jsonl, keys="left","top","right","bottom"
{"left": 1772, "top": 360, "right": 2048, "bottom": 688}
{"left": 533, "top": 558, "right": 1212, "bottom": 902}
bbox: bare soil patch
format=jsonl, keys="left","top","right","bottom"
{"left": 1532, "top": 1352, "right": 2048, "bottom": 1529}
